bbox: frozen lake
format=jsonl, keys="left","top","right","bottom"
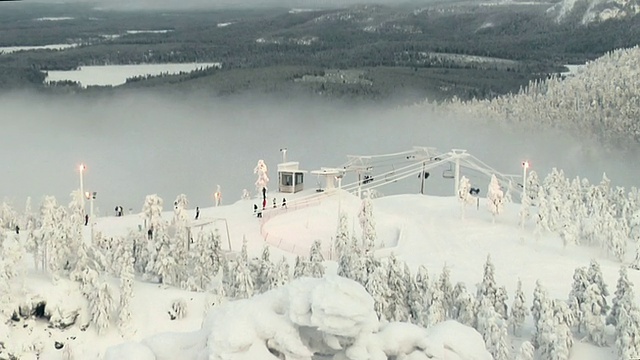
{"left": 44, "top": 63, "right": 222, "bottom": 88}
{"left": 0, "top": 44, "right": 77, "bottom": 54}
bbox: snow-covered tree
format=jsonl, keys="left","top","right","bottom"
{"left": 587, "top": 259, "right": 609, "bottom": 315}
{"left": 452, "top": 283, "right": 476, "bottom": 327}
{"left": 293, "top": 255, "right": 309, "bottom": 279}
{"left": 458, "top": 176, "right": 474, "bottom": 219}
{"left": 582, "top": 283, "right": 607, "bottom": 346}
{"left": 386, "top": 254, "right": 410, "bottom": 322}
{"left": 515, "top": 341, "right": 535, "bottom": 360}
{"left": 477, "top": 254, "right": 499, "bottom": 316}
{"left": 477, "top": 297, "right": 509, "bottom": 360}
{"left": 233, "top": 260, "right": 254, "bottom": 299}
{"left": 486, "top": 175, "right": 505, "bottom": 222}
{"left": 359, "top": 191, "right": 377, "bottom": 251}
{"left": 90, "top": 282, "right": 115, "bottom": 334}
{"left": 308, "top": 240, "right": 325, "bottom": 278}
{"left": 172, "top": 194, "right": 189, "bottom": 226}
{"left": 254, "top": 159, "right": 269, "bottom": 197}
{"left": 365, "top": 261, "right": 390, "bottom": 321}
{"left": 255, "top": 245, "right": 275, "bottom": 293}
{"left": 142, "top": 194, "right": 164, "bottom": 235}
{"left": 438, "top": 265, "right": 454, "bottom": 317}
{"left": 531, "top": 280, "right": 548, "bottom": 347}
{"left": 609, "top": 266, "right": 633, "bottom": 327}
{"left": 334, "top": 212, "right": 350, "bottom": 259}
{"left": 424, "top": 281, "right": 445, "bottom": 327}
{"left": 510, "top": 279, "right": 529, "bottom": 335}
{"left": 615, "top": 292, "right": 640, "bottom": 360}
{"left": 272, "top": 256, "right": 290, "bottom": 289}
{"left": 409, "top": 265, "right": 431, "bottom": 326}
{"left": 118, "top": 240, "right": 134, "bottom": 335}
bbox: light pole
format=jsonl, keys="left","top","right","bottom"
{"left": 521, "top": 161, "right": 529, "bottom": 203}
{"left": 520, "top": 161, "right": 530, "bottom": 230}
{"left": 79, "top": 164, "right": 86, "bottom": 213}
{"left": 85, "top": 191, "right": 96, "bottom": 243}
{"left": 280, "top": 148, "right": 287, "bottom": 163}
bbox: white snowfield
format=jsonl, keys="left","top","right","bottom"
{"left": 0, "top": 44, "right": 78, "bottom": 55}
{"left": 1, "top": 188, "right": 632, "bottom": 360}
{"left": 44, "top": 63, "right": 222, "bottom": 88}
{"left": 105, "top": 276, "right": 491, "bottom": 360}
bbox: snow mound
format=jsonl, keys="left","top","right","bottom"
{"left": 105, "top": 276, "right": 490, "bottom": 360}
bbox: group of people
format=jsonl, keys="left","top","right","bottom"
{"left": 114, "top": 205, "right": 124, "bottom": 217}
{"left": 254, "top": 197, "right": 287, "bottom": 218}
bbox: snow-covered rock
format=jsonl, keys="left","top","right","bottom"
{"left": 104, "top": 276, "right": 490, "bottom": 360}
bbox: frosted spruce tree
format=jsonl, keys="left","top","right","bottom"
{"left": 486, "top": 175, "right": 504, "bottom": 223}
{"left": 427, "top": 281, "right": 446, "bottom": 327}
{"left": 91, "top": 282, "right": 115, "bottom": 334}
{"left": 615, "top": 292, "right": 640, "bottom": 359}
{"left": 458, "top": 176, "right": 474, "bottom": 219}
{"left": 334, "top": 212, "right": 350, "bottom": 259}
{"left": 365, "top": 260, "right": 390, "bottom": 321}
{"left": 476, "top": 254, "right": 499, "bottom": 316}
{"left": 568, "top": 266, "right": 589, "bottom": 332}
{"left": 359, "top": 191, "right": 377, "bottom": 251}
{"left": 255, "top": 245, "right": 275, "bottom": 293}
{"left": 531, "top": 280, "right": 548, "bottom": 347}
{"left": 587, "top": 259, "right": 609, "bottom": 315}
{"left": 409, "top": 265, "right": 431, "bottom": 326}
{"left": 608, "top": 266, "right": 633, "bottom": 327}
{"left": 118, "top": 240, "right": 135, "bottom": 336}
{"left": 272, "top": 256, "right": 290, "bottom": 289}
{"left": 452, "top": 283, "right": 476, "bottom": 327}
{"left": 308, "top": 240, "right": 325, "bottom": 278}
{"left": 515, "top": 341, "right": 535, "bottom": 360}
{"left": 631, "top": 210, "right": 640, "bottom": 269}
{"left": 477, "top": 297, "right": 509, "bottom": 360}
{"left": 509, "top": 279, "right": 529, "bottom": 335}
{"left": 386, "top": 254, "right": 410, "bottom": 322}
{"left": 254, "top": 159, "right": 269, "bottom": 199}
{"left": 582, "top": 283, "right": 607, "bottom": 346}
{"left": 293, "top": 255, "right": 309, "bottom": 279}
{"left": 438, "top": 265, "right": 454, "bottom": 317}
{"left": 39, "top": 196, "right": 67, "bottom": 276}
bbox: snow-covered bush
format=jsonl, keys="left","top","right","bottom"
{"left": 168, "top": 298, "right": 188, "bottom": 320}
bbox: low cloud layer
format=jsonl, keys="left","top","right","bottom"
{"left": 0, "top": 90, "right": 637, "bottom": 213}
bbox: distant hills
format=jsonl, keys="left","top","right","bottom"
{"left": 547, "top": 0, "right": 640, "bottom": 23}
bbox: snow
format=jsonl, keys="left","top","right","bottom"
{"left": 44, "top": 63, "right": 222, "bottom": 88}
{"left": 0, "top": 44, "right": 77, "bottom": 55}
{"left": 216, "top": 22, "right": 235, "bottom": 27}
{"left": 2, "top": 181, "right": 634, "bottom": 359}
{"left": 125, "top": 30, "right": 173, "bottom": 34}
{"left": 34, "top": 17, "right": 74, "bottom": 21}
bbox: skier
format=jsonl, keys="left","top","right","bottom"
{"left": 282, "top": 198, "right": 287, "bottom": 208}
{"left": 15, "top": 225, "right": 19, "bottom": 234}
{"left": 195, "top": 206, "right": 200, "bottom": 220}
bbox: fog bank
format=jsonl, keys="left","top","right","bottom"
{"left": 0, "top": 91, "right": 637, "bottom": 214}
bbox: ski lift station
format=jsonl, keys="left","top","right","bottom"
{"left": 274, "top": 146, "right": 525, "bottom": 203}
{"left": 277, "top": 161, "right": 306, "bottom": 193}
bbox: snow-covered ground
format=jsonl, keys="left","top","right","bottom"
{"left": 0, "top": 44, "right": 77, "bottom": 55}
{"left": 44, "top": 63, "right": 222, "bottom": 88}
{"left": 125, "top": 30, "right": 173, "bottom": 35}
{"left": 1, "top": 184, "right": 630, "bottom": 359}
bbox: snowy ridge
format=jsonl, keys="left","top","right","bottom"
{"left": 547, "top": 0, "right": 640, "bottom": 23}
{"left": 438, "top": 46, "right": 640, "bottom": 147}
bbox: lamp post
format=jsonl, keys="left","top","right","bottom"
{"left": 520, "top": 161, "right": 530, "bottom": 230}
{"left": 85, "top": 191, "right": 96, "bottom": 243}
{"left": 79, "top": 164, "right": 86, "bottom": 213}
{"left": 521, "top": 161, "right": 529, "bottom": 203}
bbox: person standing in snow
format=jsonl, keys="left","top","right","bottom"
{"left": 85, "top": 214, "right": 89, "bottom": 226}
{"left": 282, "top": 198, "right": 287, "bottom": 208}
{"left": 195, "top": 207, "right": 200, "bottom": 220}
{"left": 273, "top": 198, "right": 277, "bottom": 208}
{"left": 254, "top": 204, "right": 258, "bottom": 214}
